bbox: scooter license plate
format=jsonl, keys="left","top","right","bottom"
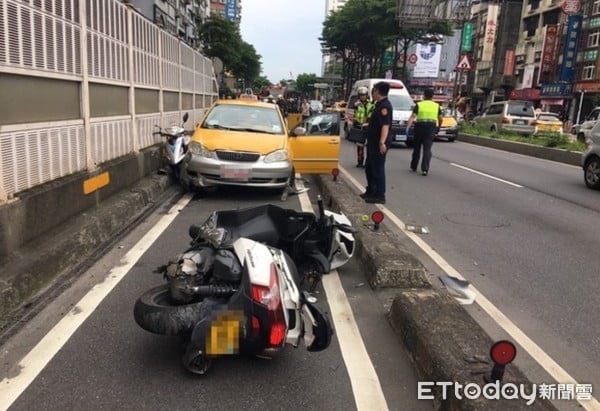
{"left": 206, "top": 312, "right": 241, "bottom": 355}
{"left": 220, "top": 165, "right": 251, "bottom": 180}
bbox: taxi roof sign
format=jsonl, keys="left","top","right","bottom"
{"left": 239, "top": 89, "right": 258, "bottom": 101}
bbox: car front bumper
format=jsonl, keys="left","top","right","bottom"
{"left": 436, "top": 127, "right": 458, "bottom": 139}
{"left": 182, "top": 153, "right": 292, "bottom": 188}
{"left": 390, "top": 125, "right": 414, "bottom": 144}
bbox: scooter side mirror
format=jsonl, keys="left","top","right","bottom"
{"left": 189, "top": 225, "right": 201, "bottom": 241}
{"left": 183, "top": 113, "right": 189, "bottom": 123}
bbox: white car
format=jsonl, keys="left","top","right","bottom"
{"left": 576, "top": 106, "right": 600, "bottom": 142}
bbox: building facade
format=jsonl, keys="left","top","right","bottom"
{"left": 465, "top": 0, "right": 524, "bottom": 111}
{"left": 126, "top": 0, "right": 211, "bottom": 48}
{"left": 322, "top": 0, "right": 348, "bottom": 76}
{"left": 573, "top": 0, "right": 600, "bottom": 120}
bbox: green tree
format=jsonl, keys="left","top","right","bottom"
{"left": 296, "top": 73, "right": 319, "bottom": 95}
{"left": 279, "top": 79, "right": 288, "bottom": 87}
{"left": 252, "top": 75, "right": 272, "bottom": 94}
{"left": 199, "top": 16, "right": 263, "bottom": 89}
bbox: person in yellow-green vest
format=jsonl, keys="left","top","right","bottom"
{"left": 353, "top": 87, "right": 374, "bottom": 168}
{"left": 406, "top": 89, "right": 443, "bottom": 176}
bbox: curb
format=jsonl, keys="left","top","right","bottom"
{"left": 0, "top": 172, "right": 175, "bottom": 331}
{"left": 458, "top": 133, "right": 582, "bottom": 167}
{"left": 314, "top": 173, "right": 555, "bottom": 410}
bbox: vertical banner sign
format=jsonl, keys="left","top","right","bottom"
{"left": 504, "top": 50, "right": 515, "bottom": 76}
{"left": 462, "top": 22, "right": 474, "bottom": 52}
{"left": 560, "top": 14, "right": 583, "bottom": 82}
{"left": 482, "top": 4, "right": 499, "bottom": 62}
{"left": 413, "top": 44, "right": 442, "bottom": 78}
{"left": 523, "top": 64, "right": 536, "bottom": 88}
{"left": 225, "top": 0, "right": 237, "bottom": 21}
{"left": 538, "top": 25, "right": 558, "bottom": 84}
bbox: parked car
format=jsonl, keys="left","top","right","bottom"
{"left": 535, "top": 112, "right": 563, "bottom": 135}
{"left": 576, "top": 106, "right": 600, "bottom": 142}
{"left": 344, "top": 78, "right": 416, "bottom": 146}
{"left": 180, "top": 96, "right": 341, "bottom": 193}
{"left": 582, "top": 121, "right": 600, "bottom": 190}
{"left": 472, "top": 100, "right": 536, "bottom": 135}
{"left": 435, "top": 109, "right": 458, "bottom": 142}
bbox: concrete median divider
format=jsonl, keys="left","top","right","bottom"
{"left": 0, "top": 147, "right": 176, "bottom": 334}
{"left": 314, "top": 173, "right": 555, "bottom": 410}
{"left": 458, "top": 133, "right": 582, "bottom": 167}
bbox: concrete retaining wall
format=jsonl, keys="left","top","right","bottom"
{"left": 458, "top": 133, "right": 582, "bottom": 167}
{"left": 0, "top": 147, "right": 174, "bottom": 330}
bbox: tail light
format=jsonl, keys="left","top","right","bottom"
{"left": 251, "top": 264, "right": 287, "bottom": 348}
{"left": 531, "top": 120, "right": 537, "bottom": 126}
{"left": 502, "top": 117, "right": 510, "bottom": 124}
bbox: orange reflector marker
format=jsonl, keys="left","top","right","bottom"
{"left": 83, "top": 172, "right": 110, "bottom": 195}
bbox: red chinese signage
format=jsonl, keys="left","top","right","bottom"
{"left": 561, "top": 0, "right": 581, "bottom": 16}
{"left": 504, "top": 50, "right": 515, "bottom": 76}
{"left": 509, "top": 88, "right": 541, "bottom": 101}
{"left": 538, "top": 25, "right": 558, "bottom": 85}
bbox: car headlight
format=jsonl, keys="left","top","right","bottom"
{"left": 189, "top": 141, "right": 216, "bottom": 159}
{"left": 264, "top": 149, "right": 288, "bottom": 163}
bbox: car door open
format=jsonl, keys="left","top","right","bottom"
{"left": 288, "top": 113, "right": 341, "bottom": 174}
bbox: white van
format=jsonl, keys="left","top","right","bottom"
{"left": 345, "top": 78, "right": 416, "bottom": 146}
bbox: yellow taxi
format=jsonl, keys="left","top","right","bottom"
{"left": 435, "top": 109, "right": 458, "bottom": 142}
{"left": 180, "top": 95, "right": 341, "bottom": 191}
{"left": 535, "top": 112, "right": 564, "bottom": 135}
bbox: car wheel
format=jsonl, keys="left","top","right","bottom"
{"left": 584, "top": 157, "right": 600, "bottom": 190}
{"left": 577, "top": 133, "right": 586, "bottom": 142}
{"left": 490, "top": 124, "right": 498, "bottom": 132}
{"left": 448, "top": 137, "right": 456, "bottom": 142}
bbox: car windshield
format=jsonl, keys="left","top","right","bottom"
{"left": 538, "top": 114, "right": 560, "bottom": 122}
{"left": 507, "top": 102, "right": 535, "bottom": 117}
{"left": 202, "top": 104, "right": 284, "bottom": 134}
{"left": 388, "top": 94, "right": 415, "bottom": 111}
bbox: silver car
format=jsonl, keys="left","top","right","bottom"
{"left": 473, "top": 101, "right": 536, "bottom": 135}
{"left": 582, "top": 121, "right": 600, "bottom": 190}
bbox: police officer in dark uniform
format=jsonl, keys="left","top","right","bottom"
{"left": 361, "top": 82, "right": 393, "bottom": 204}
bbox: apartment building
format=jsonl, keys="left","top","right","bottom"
{"left": 573, "top": 0, "right": 600, "bottom": 118}
{"left": 210, "top": 0, "right": 242, "bottom": 22}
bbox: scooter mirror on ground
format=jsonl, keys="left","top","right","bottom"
{"left": 183, "top": 113, "right": 189, "bottom": 123}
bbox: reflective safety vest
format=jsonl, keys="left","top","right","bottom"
{"left": 416, "top": 100, "right": 440, "bottom": 123}
{"left": 355, "top": 100, "right": 374, "bottom": 125}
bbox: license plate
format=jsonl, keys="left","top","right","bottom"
{"left": 395, "top": 134, "right": 407, "bottom": 142}
{"left": 220, "top": 165, "right": 251, "bottom": 180}
{"left": 515, "top": 120, "right": 526, "bottom": 125}
{"left": 206, "top": 312, "right": 242, "bottom": 355}
{"left": 438, "top": 130, "right": 446, "bottom": 136}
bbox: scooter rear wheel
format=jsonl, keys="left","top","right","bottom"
{"left": 134, "top": 285, "right": 203, "bottom": 336}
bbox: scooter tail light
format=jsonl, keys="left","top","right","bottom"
{"left": 251, "top": 264, "right": 287, "bottom": 348}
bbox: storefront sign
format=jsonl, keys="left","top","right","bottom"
{"left": 462, "top": 22, "right": 474, "bottom": 52}
{"left": 523, "top": 64, "right": 536, "bottom": 88}
{"left": 504, "top": 50, "right": 515, "bottom": 76}
{"left": 538, "top": 25, "right": 558, "bottom": 84}
{"left": 482, "top": 5, "right": 499, "bottom": 62}
{"left": 541, "top": 83, "right": 573, "bottom": 97}
{"left": 560, "top": 15, "right": 583, "bottom": 83}
{"left": 509, "top": 88, "right": 541, "bottom": 100}
{"left": 225, "top": 0, "right": 237, "bottom": 21}
{"left": 561, "top": 0, "right": 581, "bottom": 16}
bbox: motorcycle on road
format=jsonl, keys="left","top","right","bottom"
{"left": 134, "top": 197, "right": 356, "bottom": 374}
{"left": 154, "top": 113, "right": 192, "bottom": 183}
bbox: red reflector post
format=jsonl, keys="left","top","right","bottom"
{"left": 332, "top": 168, "right": 340, "bottom": 181}
{"left": 372, "top": 211, "right": 384, "bottom": 230}
{"left": 490, "top": 340, "right": 517, "bottom": 365}
{"left": 486, "top": 340, "right": 517, "bottom": 383}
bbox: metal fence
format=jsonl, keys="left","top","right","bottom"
{"left": 0, "top": 0, "right": 218, "bottom": 202}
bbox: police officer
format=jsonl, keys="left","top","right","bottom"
{"left": 361, "top": 82, "right": 393, "bottom": 204}
{"left": 353, "top": 86, "right": 374, "bottom": 168}
{"left": 406, "top": 88, "right": 443, "bottom": 176}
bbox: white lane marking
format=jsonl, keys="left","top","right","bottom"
{"left": 450, "top": 163, "right": 524, "bottom": 188}
{"left": 296, "top": 176, "right": 389, "bottom": 411}
{"left": 339, "top": 166, "right": 600, "bottom": 411}
{"left": 0, "top": 194, "right": 194, "bottom": 411}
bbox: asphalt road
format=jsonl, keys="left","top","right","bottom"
{"left": 0, "top": 185, "right": 429, "bottom": 411}
{"left": 340, "top": 138, "right": 600, "bottom": 396}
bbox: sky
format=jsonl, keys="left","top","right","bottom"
{"left": 240, "top": 0, "right": 325, "bottom": 83}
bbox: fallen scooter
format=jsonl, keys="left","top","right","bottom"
{"left": 134, "top": 197, "right": 356, "bottom": 374}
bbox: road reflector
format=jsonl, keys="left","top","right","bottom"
{"left": 83, "top": 172, "right": 110, "bottom": 195}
